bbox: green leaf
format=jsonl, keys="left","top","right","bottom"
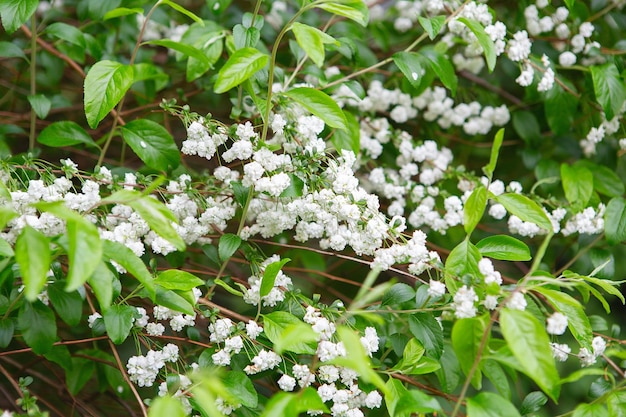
{"left": 84, "top": 60, "right": 134, "bottom": 129}
{"left": 0, "top": 0, "right": 38, "bottom": 34}
{"left": 214, "top": 278, "right": 244, "bottom": 297}
{"left": 0, "top": 318, "right": 15, "bottom": 348}
{"left": 263, "top": 312, "right": 316, "bottom": 355}
{"left": 155, "top": 270, "right": 204, "bottom": 291}
{"left": 272, "top": 321, "right": 319, "bottom": 355}
{"left": 103, "top": 304, "right": 136, "bottom": 344}
{"left": 604, "top": 197, "right": 626, "bottom": 244}
{"left": 476, "top": 235, "right": 531, "bottom": 261}
{"left": 561, "top": 163, "right": 593, "bottom": 210}
{"left": 88, "top": 262, "right": 116, "bottom": 311}
{"left": 0, "top": 41, "right": 27, "bottom": 60}
{"left": 18, "top": 301, "right": 57, "bottom": 354}
{"left": 27, "top": 94, "right": 51, "bottom": 119}
{"left": 408, "top": 313, "right": 443, "bottom": 359}
{"left": 331, "top": 110, "right": 360, "bottom": 154}
{"left": 464, "top": 185, "right": 487, "bottom": 235}
{"left": 144, "top": 39, "right": 209, "bottom": 64}
{"left": 45, "top": 22, "right": 85, "bottom": 47}
{"left": 315, "top": 1, "right": 369, "bottom": 26}
{"left": 223, "top": 371, "right": 258, "bottom": 408}
{"left": 214, "top": 47, "right": 268, "bottom": 94}
{"left": 445, "top": 239, "right": 481, "bottom": 294}
{"left": 419, "top": 47, "right": 458, "bottom": 95}
{"left": 577, "top": 161, "right": 625, "bottom": 197}
{"left": 591, "top": 63, "right": 626, "bottom": 120}
{"left": 608, "top": 392, "right": 626, "bottom": 417}
{"left": 218, "top": 233, "right": 241, "bottom": 262}
{"left": 102, "top": 240, "right": 155, "bottom": 299}
{"left": 154, "top": 287, "right": 195, "bottom": 316}
{"left": 233, "top": 24, "right": 260, "bottom": 49}
{"left": 283, "top": 87, "right": 348, "bottom": 130}
{"left": 148, "top": 395, "right": 187, "bottom": 417}
{"left": 279, "top": 174, "right": 305, "bottom": 198}
{"left": 520, "top": 392, "right": 548, "bottom": 415}
{"left": 534, "top": 287, "right": 593, "bottom": 350}
{"left": 494, "top": 193, "right": 552, "bottom": 231}
{"left": 458, "top": 18, "right": 496, "bottom": 72}
{"left": 467, "top": 392, "right": 522, "bottom": 417}
{"left": 187, "top": 32, "right": 224, "bottom": 82}
{"left": 160, "top": 0, "right": 204, "bottom": 25}
{"left": 66, "top": 357, "right": 95, "bottom": 395}
{"left": 500, "top": 309, "right": 560, "bottom": 401}
{"left": 579, "top": 275, "right": 625, "bottom": 304}
{"left": 483, "top": 128, "right": 505, "bottom": 180}
{"left": 87, "top": 0, "right": 121, "bottom": 20}
{"left": 382, "top": 283, "right": 415, "bottom": 306}
{"left": 261, "top": 258, "right": 290, "bottom": 298}
{"left": 119, "top": 119, "right": 180, "bottom": 171}
{"left": 0, "top": 238, "right": 13, "bottom": 258}
{"left": 291, "top": 22, "right": 338, "bottom": 67}
{"left": 37, "top": 121, "right": 98, "bottom": 148}
{"left": 418, "top": 15, "right": 446, "bottom": 40}
{"left": 481, "top": 359, "right": 510, "bottom": 399}
{"left": 392, "top": 337, "right": 425, "bottom": 372}
{"left": 15, "top": 226, "right": 51, "bottom": 302}
{"left": 452, "top": 316, "right": 488, "bottom": 389}
{"left": 103, "top": 7, "right": 144, "bottom": 20}
{"left": 0, "top": 207, "right": 17, "bottom": 230}
{"left": 572, "top": 403, "right": 609, "bottom": 417}
{"left": 393, "top": 51, "right": 424, "bottom": 89}
{"left": 48, "top": 282, "right": 83, "bottom": 327}
{"left": 545, "top": 84, "right": 578, "bottom": 136}
{"left": 513, "top": 111, "right": 541, "bottom": 145}
{"left": 386, "top": 378, "right": 441, "bottom": 416}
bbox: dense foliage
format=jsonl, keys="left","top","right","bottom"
{"left": 1, "top": 0, "right": 626, "bottom": 416}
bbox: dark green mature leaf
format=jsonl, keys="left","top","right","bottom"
{"left": 291, "top": 22, "right": 338, "bottom": 67}
{"left": 218, "top": 233, "right": 241, "bottom": 262}
{"left": 66, "top": 357, "right": 95, "bottom": 395}
{"left": 382, "top": 283, "right": 415, "bottom": 306}
{"left": 393, "top": 51, "right": 424, "bottom": 89}
{"left": 561, "top": 163, "right": 593, "bottom": 210}
{"left": 331, "top": 111, "right": 360, "bottom": 154}
{"left": 27, "top": 94, "right": 51, "bottom": 119}
{"left": 419, "top": 47, "right": 458, "bottom": 95}
{"left": 577, "top": 161, "right": 625, "bottom": 197}
{"left": 315, "top": 1, "right": 369, "bottom": 26}
{"left": 0, "top": 41, "right": 27, "bottom": 59}
{"left": 154, "top": 287, "right": 195, "bottom": 315}
{"left": 48, "top": 283, "right": 83, "bottom": 326}
{"left": 0, "top": 0, "right": 38, "bottom": 34}
{"left": 155, "top": 270, "right": 204, "bottom": 291}
{"left": 500, "top": 309, "right": 560, "bottom": 401}
{"left": 605, "top": 197, "right": 626, "bottom": 244}
{"left": 591, "top": 63, "right": 626, "bottom": 120}
{"left": 445, "top": 239, "right": 481, "bottom": 294}
{"left": 545, "top": 84, "right": 577, "bottom": 135}
{"left": 15, "top": 226, "right": 51, "bottom": 302}
{"left": 452, "top": 316, "right": 488, "bottom": 389}
{"left": 187, "top": 32, "right": 224, "bottom": 82}
{"left": 476, "top": 235, "right": 531, "bottom": 261}
{"left": 214, "top": 47, "right": 268, "bottom": 93}
{"left": 464, "top": 185, "right": 487, "bottom": 235}
{"left": 149, "top": 395, "right": 188, "bottom": 417}
{"left": 84, "top": 60, "right": 134, "bottom": 128}
{"left": 45, "top": 22, "right": 85, "bottom": 47}
{"left": 102, "top": 240, "right": 155, "bottom": 299}
{"left": 103, "top": 304, "right": 135, "bottom": 344}
{"left": 520, "top": 391, "right": 548, "bottom": 415}
{"left": 0, "top": 318, "right": 15, "bottom": 348}
{"left": 19, "top": 301, "right": 57, "bottom": 354}
{"left": 261, "top": 258, "right": 290, "bottom": 298}
{"left": 512, "top": 111, "right": 541, "bottom": 145}
{"left": 282, "top": 87, "right": 348, "bottom": 130}
{"left": 467, "top": 392, "right": 522, "bottom": 417}
{"left": 481, "top": 359, "right": 510, "bottom": 399}
{"left": 494, "top": 193, "right": 552, "bottom": 231}
{"left": 119, "top": 119, "right": 180, "bottom": 171}
{"left": 89, "top": 262, "right": 116, "bottom": 311}
{"left": 409, "top": 313, "right": 443, "bottom": 359}
{"left": 38, "top": 121, "right": 98, "bottom": 148}
{"left": 572, "top": 403, "right": 609, "bottom": 417}
{"left": 418, "top": 15, "right": 446, "bottom": 40}
{"left": 458, "top": 18, "right": 496, "bottom": 71}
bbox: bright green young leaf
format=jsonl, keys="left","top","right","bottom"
{"left": 84, "top": 60, "right": 134, "bottom": 129}
{"left": 458, "top": 18, "right": 496, "bottom": 71}
{"left": 0, "top": 0, "right": 38, "bottom": 34}
{"left": 233, "top": 24, "right": 260, "bottom": 49}
{"left": 0, "top": 207, "right": 17, "bottom": 230}
{"left": 87, "top": 0, "right": 122, "bottom": 20}
{"left": 445, "top": 238, "right": 482, "bottom": 294}
{"left": 218, "top": 233, "right": 241, "bottom": 262}
{"left": 572, "top": 403, "right": 609, "bottom": 417}
{"left": 0, "top": 238, "right": 13, "bottom": 258}
{"left": 608, "top": 392, "right": 626, "bottom": 417}
{"left": 494, "top": 193, "right": 552, "bottom": 231}
{"left": 467, "top": 392, "right": 522, "bottom": 417}
{"left": 418, "top": 15, "right": 446, "bottom": 40}
{"left": 102, "top": 240, "right": 155, "bottom": 299}
{"left": 103, "top": 7, "right": 144, "bottom": 20}
{"left": 214, "top": 278, "right": 244, "bottom": 297}
{"left": 261, "top": 258, "right": 290, "bottom": 298}
{"left": 315, "top": 1, "right": 369, "bottom": 26}
{"left": 561, "top": 163, "right": 593, "bottom": 210}
{"left": 103, "top": 304, "right": 135, "bottom": 344}
{"left": 15, "top": 226, "right": 51, "bottom": 302}
{"left": 604, "top": 197, "right": 626, "bottom": 245}
{"left": 148, "top": 395, "right": 188, "bottom": 417}
{"left": 143, "top": 39, "right": 210, "bottom": 64}
{"left": 591, "top": 62, "right": 626, "bottom": 120}
{"left": 37, "top": 121, "right": 98, "bottom": 148}
{"left": 19, "top": 301, "right": 57, "bottom": 354}
{"left": 263, "top": 312, "right": 317, "bottom": 355}
{"left": 273, "top": 322, "right": 319, "bottom": 355}
{"left": 282, "top": 87, "right": 348, "bottom": 130}
{"left": 386, "top": 378, "right": 441, "bottom": 416}
{"left": 291, "top": 22, "right": 338, "bottom": 67}
{"left": 0, "top": 318, "right": 15, "bottom": 348}
{"left": 408, "top": 313, "right": 443, "bottom": 359}
{"left": 476, "top": 235, "right": 531, "bottom": 261}
{"left": 280, "top": 173, "right": 305, "bottom": 198}
{"left": 154, "top": 287, "right": 196, "bottom": 316}
{"left": 160, "top": 0, "right": 204, "bottom": 25}
{"left": 0, "top": 41, "right": 27, "bottom": 60}
{"left": 223, "top": 372, "right": 258, "bottom": 408}
{"left": 464, "top": 185, "right": 487, "bottom": 235}
{"left": 483, "top": 128, "right": 505, "bottom": 180}
{"left": 27, "top": 94, "right": 51, "bottom": 119}
{"left": 155, "top": 270, "right": 204, "bottom": 291}
{"left": 500, "top": 309, "right": 560, "bottom": 401}
{"left": 545, "top": 84, "right": 578, "bottom": 136}
{"left": 452, "top": 315, "right": 488, "bottom": 389}
{"left": 579, "top": 275, "right": 625, "bottom": 304}
{"left": 48, "top": 282, "right": 83, "bottom": 326}
{"left": 88, "top": 262, "right": 116, "bottom": 311}
{"left": 534, "top": 287, "right": 593, "bottom": 350}
{"left": 119, "top": 118, "right": 180, "bottom": 171}
{"left": 393, "top": 51, "right": 424, "bottom": 89}
{"left": 392, "top": 337, "right": 425, "bottom": 372}
{"left": 382, "top": 283, "right": 415, "bottom": 306}
{"left": 214, "top": 47, "right": 268, "bottom": 93}
{"left": 419, "top": 47, "right": 458, "bottom": 95}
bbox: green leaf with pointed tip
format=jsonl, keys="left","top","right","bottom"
{"left": 148, "top": 395, "right": 188, "bottom": 417}
{"left": 45, "top": 22, "right": 85, "bottom": 48}
{"left": 88, "top": 262, "right": 116, "bottom": 311}
{"left": 445, "top": 239, "right": 481, "bottom": 294}
{"left": 464, "top": 185, "right": 487, "bottom": 235}
{"left": 409, "top": 313, "right": 443, "bottom": 359}
{"left": 591, "top": 62, "right": 626, "bottom": 120}
{"left": 418, "top": 15, "right": 446, "bottom": 40}
{"left": 467, "top": 392, "right": 522, "bottom": 417}
{"left": 605, "top": 197, "right": 626, "bottom": 245}
{"left": 15, "top": 226, "right": 51, "bottom": 302}
{"left": 19, "top": 301, "right": 57, "bottom": 354}
{"left": 102, "top": 240, "right": 155, "bottom": 299}
{"left": 143, "top": 39, "right": 209, "bottom": 64}
{"left": 483, "top": 128, "right": 504, "bottom": 180}
{"left": 84, "top": 60, "right": 133, "bottom": 129}
{"left": 261, "top": 258, "right": 290, "bottom": 298}
{"left": 223, "top": 372, "right": 258, "bottom": 408}
{"left": 214, "top": 47, "right": 268, "bottom": 93}
{"left": 218, "top": 233, "right": 241, "bottom": 262}
{"left": 452, "top": 316, "right": 488, "bottom": 389}
{"left": 154, "top": 287, "right": 195, "bottom": 316}
{"left": 315, "top": 1, "right": 369, "bottom": 26}
{"left": 0, "top": 318, "right": 15, "bottom": 348}
{"left": 291, "top": 22, "right": 338, "bottom": 67}
{"left": 155, "top": 270, "right": 204, "bottom": 291}
{"left": 561, "top": 163, "right": 593, "bottom": 210}
{"left": 0, "top": 0, "right": 38, "bottom": 34}
{"left": 572, "top": 403, "right": 609, "bottom": 417}
{"left": 273, "top": 322, "right": 319, "bottom": 355}
{"left": 458, "top": 18, "right": 496, "bottom": 72}
{"left": 419, "top": 47, "right": 458, "bottom": 95}
{"left": 494, "top": 193, "right": 552, "bottom": 231}
{"left": 331, "top": 110, "right": 360, "bottom": 154}
{"left": 263, "top": 312, "right": 316, "bottom": 354}
{"left": 0, "top": 41, "right": 27, "bottom": 60}
{"left": 393, "top": 51, "right": 424, "bottom": 89}
{"left": 103, "top": 304, "right": 135, "bottom": 344}
{"left": 37, "top": 121, "right": 98, "bottom": 148}
{"left": 48, "top": 282, "right": 83, "bottom": 327}
{"left": 283, "top": 87, "right": 348, "bottom": 130}
{"left": 103, "top": 7, "right": 144, "bottom": 20}
{"left": 160, "top": 0, "right": 204, "bottom": 25}
{"left": 119, "top": 119, "right": 180, "bottom": 171}
{"left": 500, "top": 309, "right": 560, "bottom": 402}
{"left": 27, "top": 94, "right": 51, "bottom": 119}
{"left": 476, "top": 235, "right": 531, "bottom": 261}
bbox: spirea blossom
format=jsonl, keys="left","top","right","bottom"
{"left": 546, "top": 312, "right": 568, "bottom": 335}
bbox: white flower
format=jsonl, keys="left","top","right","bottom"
{"left": 537, "top": 68, "right": 555, "bottom": 92}
{"left": 453, "top": 285, "right": 478, "bottom": 318}
{"left": 559, "top": 51, "right": 577, "bottom": 67}
{"left": 318, "top": 365, "right": 340, "bottom": 383}
{"left": 427, "top": 280, "right": 446, "bottom": 298}
{"left": 244, "top": 350, "right": 282, "bottom": 374}
{"left": 546, "top": 312, "right": 568, "bottom": 335}
{"left": 551, "top": 343, "right": 571, "bottom": 362}
{"left": 278, "top": 374, "right": 296, "bottom": 391}
{"left": 507, "top": 31, "right": 532, "bottom": 62}
{"left": 212, "top": 349, "right": 231, "bottom": 366}
{"left": 209, "top": 318, "right": 235, "bottom": 343}
{"left": 592, "top": 336, "right": 607, "bottom": 356}
{"left": 489, "top": 203, "right": 507, "bottom": 220}
{"left": 161, "top": 343, "right": 179, "bottom": 362}
{"left": 146, "top": 322, "right": 165, "bottom": 336}
{"left": 88, "top": 312, "right": 102, "bottom": 329}
{"left": 483, "top": 295, "right": 498, "bottom": 310}
{"left": 246, "top": 320, "right": 263, "bottom": 339}
{"left": 364, "top": 391, "right": 383, "bottom": 408}
{"left": 579, "top": 347, "right": 596, "bottom": 367}
{"left": 360, "top": 327, "right": 379, "bottom": 357}
{"left": 225, "top": 336, "right": 244, "bottom": 354}
{"left": 318, "top": 383, "right": 337, "bottom": 402}
{"left": 507, "top": 292, "right": 527, "bottom": 311}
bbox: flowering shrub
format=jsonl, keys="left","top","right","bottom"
{"left": 1, "top": 0, "right": 626, "bottom": 416}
